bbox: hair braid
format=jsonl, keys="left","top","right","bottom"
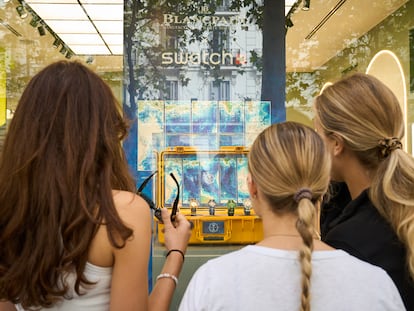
{"left": 296, "top": 199, "right": 315, "bottom": 311}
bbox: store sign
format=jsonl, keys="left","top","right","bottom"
{"left": 163, "top": 14, "right": 239, "bottom": 27}
{"left": 163, "top": 5, "right": 240, "bottom": 27}
{"left": 161, "top": 6, "right": 247, "bottom": 66}
{"left": 162, "top": 50, "right": 245, "bottom": 65}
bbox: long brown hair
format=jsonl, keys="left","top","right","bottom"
{"left": 0, "top": 61, "right": 136, "bottom": 309}
{"left": 314, "top": 73, "right": 414, "bottom": 279}
{"left": 248, "top": 122, "right": 331, "bottom": 311}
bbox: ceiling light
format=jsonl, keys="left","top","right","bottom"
{"left": 16, "top": 5, "right": 28, "bottom": 19}
{"left": 29, "top": 16, "right": 39, "bottom": 27}
{"left": 285, "top": 16, "right": 294, "bottom": 34}
{"left": 52, "top": 37, "right": 60, "bottom": 48}
{"left": 85, "top": 55, "right": 94, "bottom": 64}
{"left": 38, "top": 24, "right": 46, "bottom": 36}
{"left": 302, "top": 0, "right": 310, "bottom": 11}
{"left": 286, "top": 17, "right": 294, "bottom": 28}
{"left": 59, "top": 45, "right": 67, "bottom": 55}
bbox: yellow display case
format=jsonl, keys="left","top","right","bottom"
{"left": 156, "top": 208, "right": 263, "bottom": 244}
{"left": 155, "top": 146, "right": 263, "bottom": 244}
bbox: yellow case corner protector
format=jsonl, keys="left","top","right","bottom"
{"left": 155, "top": 146, "right": 263, "bottom": 244}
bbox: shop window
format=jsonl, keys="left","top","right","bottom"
{"left": 165, "top": 29, "right": 180, "bottom": 50}
{"left": 211, "top": 28, "right": 230, "bottom": 53}
{"left": 210, "top": 81, "right": 230, "bottom": 100}
{"left": 164, "top": 81, "right": 178, "bottom": 100}
{"left": 216, "top": 0, "right": 232, "bottom": 12}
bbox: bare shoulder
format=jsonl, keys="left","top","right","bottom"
{"left": 112, "top": 190, "right": 151, "bottom": 222}
{"left": 88, "top": 190, "right": 151, "bottom": 267}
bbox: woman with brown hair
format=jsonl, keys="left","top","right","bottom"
{"left": 179, "top": 121, "right": 404, "bottom": 311}
{"left": 314, "top": 72, "right": 414, "bottom": 310}
{"left": 0, "top": 60, "right": 191, "bottom": 311}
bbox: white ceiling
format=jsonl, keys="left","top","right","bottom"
{"left": 25, "top": 0, "right": 123, "bottom": 55}
{"left": 22, "top": 0, "right": 297, "bottom": 56}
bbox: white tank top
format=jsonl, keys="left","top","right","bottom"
{"left": 16, "top": 262, "right": 112, "bottom": 311}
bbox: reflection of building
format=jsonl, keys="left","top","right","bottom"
{"left": 147, "top": 5, "right": 263, "bottom": 102}
{"left": 1, "top": 1, "right": 414, "bottom": 156}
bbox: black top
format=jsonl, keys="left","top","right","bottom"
{"left": 321, "top": 182, "right": 414, "bottom": 310}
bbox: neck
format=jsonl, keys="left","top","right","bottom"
{"left": 339, "top": 150, "right": 372, "bottom": 199}
{"left": 267, "top": 233, "right": 300, "bottom": 237}
{"left": 260, "top": 212, "right": 321, "bottom": 244}
{"left": 264, "top": 232, "right": 321, "bottom": 240}
{"left": 345, "top": 177, "right": 370, "bottom": 200}
{"left": 261, "top": 215, "right": 321, "bottom": 240}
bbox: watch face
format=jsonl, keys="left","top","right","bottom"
{"left": 189, "top": 198, "right": 198, "bottom": 207}
{"left": 208, "top": 199, "right": 216, "bottom": 207}
{"left": 227, "top": 199, "right": 236, "bottom": 208}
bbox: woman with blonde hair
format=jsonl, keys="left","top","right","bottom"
{"left": 0, "top": 60, "right": 191, "bottom": 311}
{"left": 179, "top": 121, "right": 404, "bottom": 311}
{"left": 314, "top": 72, "right": 414, "bottom": 310}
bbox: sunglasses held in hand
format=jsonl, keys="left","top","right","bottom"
{"left": 136, "top": 171, "right": 180, "bottom": 224}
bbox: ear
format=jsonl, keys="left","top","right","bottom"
{"left": 246, "top": 173, "right": 257, "bottom": 198}
{"left": 329, "top": 133, "right": 345, "bottom": 157}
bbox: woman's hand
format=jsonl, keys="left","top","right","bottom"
{"left": 160, "top": 208, "right": 191, "bottom": 255}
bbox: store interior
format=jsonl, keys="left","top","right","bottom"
{"left": 1, "top": 1, "right": 414, "bottom": 309}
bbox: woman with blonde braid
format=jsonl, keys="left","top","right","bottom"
{"left": 314, "top": 73, "right": 414, "bottom": 310}
{"left": 179, "top": 122, "right": 404, "bottom": 311}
